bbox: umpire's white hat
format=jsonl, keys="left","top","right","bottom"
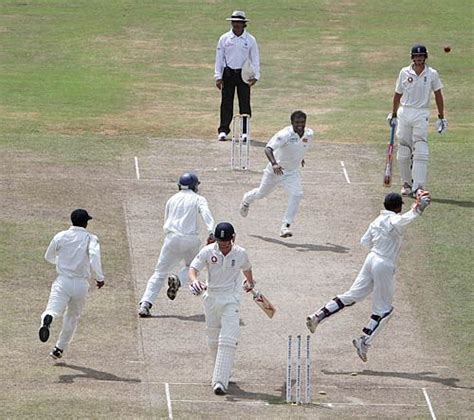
{"left": 226, "top": 11, "right": 249, "bottom": 22}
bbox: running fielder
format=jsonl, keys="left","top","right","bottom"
{"left": 138, "top": 173, "right": 215, "bottom": 317}
{"left": 38, "top": 209, "right": 104, "bottom": 360}
{"left": 188, "top": 222, "right": 255, "bottom": 395}
{"left": 387, "top": 44, "right": 447, "bottom": 197}
{"left": 306, "top": 191, "right": 431, "bottom": 362}
{"left": 239, "top": 110, "right": 314, "bottom": 238}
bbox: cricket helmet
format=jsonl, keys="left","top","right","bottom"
{"left": 411, "top": 44, "right": 428, "bottom": 58}
{"left": 178, "top": 172, "right": 200, "bottom": 191}
{"left": 384, "top": 193, "right": 404, "bottom": 211}
{"left": 214, "top": 222, "right": 235, "bottom": 241}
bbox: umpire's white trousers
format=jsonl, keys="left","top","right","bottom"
{"left": 337, "top": 252, "right": 395, "bottom": 317}
{"left": 141, "top": 232, "right": 200, "bottom": 305}
{"left": 243, "top": 168, "right": 303, "bottom": 225}
{"left": 41, "top": 275, "right": 89, "bottom": 351}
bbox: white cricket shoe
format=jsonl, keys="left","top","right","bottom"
{"left": 213, "top": 382, "right": 227, "bottom": 395}
{"left": 280, "top": 224, "right": 292, "bottom": 238}
{"left": 49, "top": 346, "right": 63, "bottom": 360}
{"left": 306, "top": 314, "right": 320, "bottom": 334}
{"left": 138, "top": 302, "right": 151, "bottom": 318}
{"left": 352, "top": 336, "right": 370, "bottom": 362}
{"left": 218, "top": 132, "right": 227, "bottom": 141}
{"left": 401, "top": 182, "right": 412, "bottom": 197}
{"left": 239, "top": 201, "right": 249, "bottom": 217}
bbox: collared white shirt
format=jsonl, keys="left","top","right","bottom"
{"left": 360, "top": 209, "right": 419, "bottom": 263}
{"left": 266, "top": 126, "right": 314, "bottom": 172}
{"left": 214, "top": 29, "right": 260, "bottom": 80}
{"left": 163, "top": 189, "right": 215, "bottom": 236}
{"left": 190, "top": 243, "right": 252, "bottom": 293}
{"left": 44, "top": 226, "right": 104, "bottom": 281}
{"left": 395, "top": 64, "right": 443, "bottom": 109}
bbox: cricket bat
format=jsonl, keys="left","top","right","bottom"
{"left": 383, "top": 124, "right": 396, "bottom": 187}
{"left": 251, "top": 289, "right": 276, "bottom": 318}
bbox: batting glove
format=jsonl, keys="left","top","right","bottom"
{"left": 413, "top": 189, "right": 431, "bottom": 214}
{"left": 242, "top": 279, "right": 255, "bottom": 293}
{"left": 436, "top": 118, "right": 448, "bottom": 134}
{"left": 189, "top": 281, "right": 207, "bottom": 296}
{"left": 387, "top": 113, "right": 398, "bottom": 128}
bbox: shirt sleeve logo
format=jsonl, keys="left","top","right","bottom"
{"left": 407, "top": 76, "right": 413, "bottom": 83}
{"left": 211, "top": 255, "right": 218, "bottom": 264}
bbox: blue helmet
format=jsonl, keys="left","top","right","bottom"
{"left": 411, "top": 44, "right": 428, "bottom": 59}
{"left": 178, "top": 172, "right": 200, "bottom": 191}
{"left": 214, "top": 222, "right": 235, "bottom": 241}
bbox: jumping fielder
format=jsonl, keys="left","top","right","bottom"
{"left": 188, "top": 222, "right": 255, "bottom": 395}
{"left": 387, "top": 44, "right": 447, "bottom": 197}
{"left": 138, "top": 173, "right": 215, "bottom": 317}
{"left": 306, "top": 191, "right": 431, "bottom": 362}
{"left": 38, "top": 209, "right": 104, "bottom": 359}
{"left": 239, "top": 110, "right": 314, "bottom": 238}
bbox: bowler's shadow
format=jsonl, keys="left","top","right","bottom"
{"left": 54, "top": 363, "right": 141, "bottom": 384}
{"left": 431, "top": 197, "right": 474, "bottom": 208}
{"left": 149, "top": 313, "right": 205, "bottom": 322}
{"left": 322, "top": 369, "right": 473, "bottom": 389}
{"left": 250, "top": 235, "right": 350, "bottom": 253}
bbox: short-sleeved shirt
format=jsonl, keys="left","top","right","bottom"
{"left": 266, "top": 126, "right": 314, "bottom": 172}
{"left": 190, "top": 243, "right": 251, "bottom": 293}
{"left": 395, "top": 64, "right": 443, "bottom": 109}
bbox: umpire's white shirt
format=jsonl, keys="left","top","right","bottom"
{"left": 360, "top": 209, "right": 419, "bottom": 263}
{"left": 214, "top": 30, "right": 260, "bottom": 80}
{"left": 44, "top": 226, "right": 104, "bottom": 281}
{"left": 395, "top": 64, "right": 443, "bottom": 109}
{"left": 266, "top": 126, "right": 314, "bottom": 172}
{"left": 163, "top": 190, "right": 214, "bottom": 236}
{"left": 190, "top": 243, "right": 251, "bottom": 294}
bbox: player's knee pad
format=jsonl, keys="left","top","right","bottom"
{"left": 206, "top": 327, "right": 220, "bottom": 348}
{"left": 218, "top": 335, "right": 238, "bottom": 349}
{"left": 413, "top": 141, "right": 429, "bottom": 162}
{"left": 363, "top": 307, "right": 394, "bottom": 345}
{"left": 397, "top": 144, "right": 412, "bottom": 162}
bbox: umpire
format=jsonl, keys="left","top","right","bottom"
{"left": 214, "top": 10, "right": 260, "bottom": 141}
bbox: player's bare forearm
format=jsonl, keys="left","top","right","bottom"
{"left": 392, "top": 92, "right": 402, "bottom": 115}
{"left": 189, "top": 267, "right": 199, "bottom": 282}
{"left": 434, "top": 90, "right": 444, "bottom": 117}
{"left": 265, "top": 147, "right": 284, "bottom": 175}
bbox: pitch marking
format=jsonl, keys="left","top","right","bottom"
{"left": 340, "top": 161, "right": 351, "bottom": 184}
{"left": 134, "top": 156, "right": 140, "bottom": 180}
{"left": 422, "top": 387, "right": 437, "bottom": 420}
{"left": 165, "top": 382, "right": 173, "bottom": 419}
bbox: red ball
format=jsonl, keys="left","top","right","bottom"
{"left": 444, "top": 46, "right": 451, "bottom": 53}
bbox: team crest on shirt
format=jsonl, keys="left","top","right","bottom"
{"left": 302, "top": 137, "right": 308, "bottom": 143}
{"left": 211, "top": 255, "right": 218, "bottom": 264}
{"left": 407, "top": 77, "right": 413, "bottom": 83}
{"left": 231, "top": 259, "right": 236, "bottom": 267}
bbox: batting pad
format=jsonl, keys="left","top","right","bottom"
{"left": 412, "top": 141, "right": 429, "bottom": 190}
{"left": 212, "top": 340, "right": 237, "bottom": 389}
{"left": 397, "top": 144, "right": 412, "bottom": 184}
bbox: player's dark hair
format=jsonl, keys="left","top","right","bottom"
{"left": 290, "top": 110, "right": 307, "bottom": 122}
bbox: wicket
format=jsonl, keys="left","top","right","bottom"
{"left": 286, "top": 334, "right": 312, "bottom": 404}
{"left": 231, "top": 114, "right": 250, "bottom": 170}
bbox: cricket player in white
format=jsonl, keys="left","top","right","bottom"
{"left": 138, "top": 173, "right": 215, "bottom": 317}
{"left": 388, "top": 44, "right": 447, "bottom": 197}
{"left": 240, "top": 110, "right": 314, "bottom": 238}
{"left": 306, "top": 191, "right": 431, "bottom": 362}
{"left": 188, "top": 222, "right": 255, "bottom": 395}
{"left": 39, "top": 209, "right": 104, "bottom": 360}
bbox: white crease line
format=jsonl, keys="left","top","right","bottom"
{"left": 166, "top": 383, "right": 173, "bottom": 419}
{"left": 422, "top": 387, "right": 437, "bottom": 420}
{"left": 340, "top": 161, "right": 351, "bottom": 184}
{"left": 134, "top": 156, "right": 140, "bottom": 180}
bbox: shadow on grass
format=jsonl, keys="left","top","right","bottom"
{"left": 55, "top": 363, "right": 141, "bottom": 384}
{"left": 431, "top": 198, "right": 474, "bottom": 208}
{"left": 321, "top": 369, "right": 473, "bottom": 389}
{"left": 250, "top": 235, "right": 350, "bottom": 253}
{"left": 145, "top": 313, "right": 206, "bottom": 322}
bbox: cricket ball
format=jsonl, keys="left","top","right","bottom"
{"left": 444, "top": 46, "right": 451, "bottom": 53}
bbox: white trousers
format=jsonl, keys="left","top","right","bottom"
{"left": 41, "top": 275, "right": 89, "bottom": 351}
{"left": 243, "top": 168, "right": 303, "bottom": 225}
{"left": 338, "top": 252, "right": 395, "bottom": 317}
{"left": 141, "top": 232, "right": 200, "bottom": 305}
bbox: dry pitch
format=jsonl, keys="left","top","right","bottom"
{"left": 120, "top": 137, "right": 472, "bottom": 418}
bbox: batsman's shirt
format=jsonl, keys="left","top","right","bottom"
{"left": 360, "top": 209, "right": 419, "bottom": 264}
{"left": 395, "top": 64, "right": 443, "bottom": 109}
{"left": 190, "top": 243, "right": 251, "bottom": 294}
{"left": 44, "top": 226, "right": 104, "bottom": 281}
{"left": 163, "top": 190, "right": 215, "bottom": 236}
{"left": 266, "top": 126, "right": 314, "bottom": 172}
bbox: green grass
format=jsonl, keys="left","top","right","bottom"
{"left": 0, "top": 0, "right": 473, "bottom": 415}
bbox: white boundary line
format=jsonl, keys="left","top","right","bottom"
{"left": 340, "top": 161, "right": 351, "bottom": 184}
{"left": 165, "top": 383, "right": 173, "bottom": 419}
{"left": 134, "top": 156, "right": 140, "bottom": 180}
{"left": 422, "top": 387, "right": 437, "bottom": 420}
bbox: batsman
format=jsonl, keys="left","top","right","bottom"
{"left": 188, "top": 222, "right": 255, "bottom": 396}
{"left": 306, "top": 190, "right": 432, "bottom": 362}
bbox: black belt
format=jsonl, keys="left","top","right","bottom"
{"left": 224, "top": 67, "right": 242, "bottom": 73}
